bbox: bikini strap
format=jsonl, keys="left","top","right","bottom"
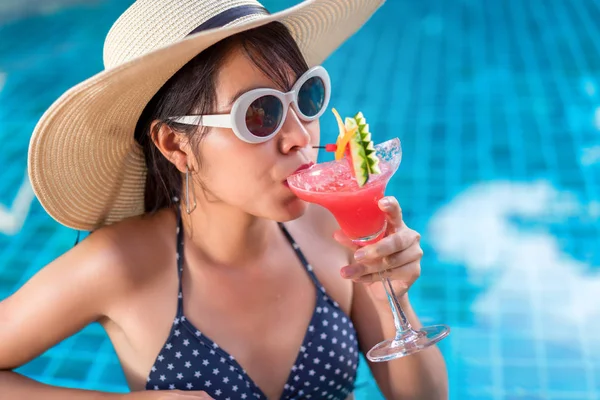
{"left": 278, "top": 223, "right": 327, "bottom": 294}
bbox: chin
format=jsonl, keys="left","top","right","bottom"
{"left": 270, "top": 196, "right": 308, "bottom": 222}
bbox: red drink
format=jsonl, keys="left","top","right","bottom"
{"left": 288, "top": 137, "right": 450, "bottom": 360}
{"left": 288, "top": 161, "right": 393, "bottom": 240}
{"left": 287, "top": 138, "right": 401, "bottom": 243}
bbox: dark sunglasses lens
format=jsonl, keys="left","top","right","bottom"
{"left": 245, "top": 95, "right": 284, "bottom": 137}
{"left": 298, "top": 76, "right": 326, "bottom": 117}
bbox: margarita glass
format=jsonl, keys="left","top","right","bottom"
{"left": 287, "top": 138, "right": 450, "bottom": 361}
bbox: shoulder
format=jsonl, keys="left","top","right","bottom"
{"left": 94, "top": 208, "right": 176, "bottom": 264}
{"left": 0, "top": 209, "right": 177, "bottom": 370}
{"left": 63, "top": 208, "right": 177, "bottom": 314}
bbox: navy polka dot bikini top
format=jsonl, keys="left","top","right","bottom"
{"left": 145, "top": 209, "right": 360, "bottom": 399}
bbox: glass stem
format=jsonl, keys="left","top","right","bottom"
{"left": 379, "top": 271, "right": 414, "bottom": 340}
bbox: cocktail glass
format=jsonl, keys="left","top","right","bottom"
{"left": 287, "top": 138, "right": 450, "bottom": 361}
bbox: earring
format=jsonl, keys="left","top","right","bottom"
{"left": 185, "top": 165, "right": 197, "bottom": 214}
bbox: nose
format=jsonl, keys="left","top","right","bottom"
{"left": 278, "top": 107, "right": 311, "bottom": 154}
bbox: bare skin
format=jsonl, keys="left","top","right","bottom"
{"left": 0, "top": 47, "right": 448, "bottom": 400}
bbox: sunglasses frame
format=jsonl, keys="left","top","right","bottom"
{"left": 168, "top": 65, "right": 331, "bottom": 143}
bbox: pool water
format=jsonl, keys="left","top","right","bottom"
{"left": 0, "top": 0, "right": 599, "bottom": 399}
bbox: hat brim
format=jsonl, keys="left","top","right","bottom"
{"left": 27, "top": 0, "right": 385, "bottom": 231}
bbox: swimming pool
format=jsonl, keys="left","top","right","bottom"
{"left": 0, "top": 0, "right": 599, "bottom": 399}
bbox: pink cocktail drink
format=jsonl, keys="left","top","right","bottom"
{"left": 287, "top": 138, "right": 401, "bottom": 243}
{"left": 289, "top": 137, "right": 449, "bottom": 362}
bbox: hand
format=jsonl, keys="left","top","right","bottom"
{"left": 334, "top": 196, "right": 423, "bottom": 303}
{"left": 123, "top": 390, "right": 215, "bottom": 399}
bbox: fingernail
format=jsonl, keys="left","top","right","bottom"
{"left": 354, "top": 249, "right": 366, "bottom": 261}
{"left": 380, "top": 198, "right": 392, "bottom": 209}
{"left": 341, "top": 266, "right": 356, "bottom": 278}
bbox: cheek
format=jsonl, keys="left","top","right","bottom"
{"left": 306, "top": 119, "right": 320, "bottom": 161}
{"left": 198, "top": 137, "right": 273, "bottom": 199}
{"left": 308, "top": 119, "right": 320, "bottom": 143}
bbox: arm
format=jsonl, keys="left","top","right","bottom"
{"left": 351, "top": 285, "right": 448, "bottom": 399}
{"left": 333, "top": 197, "right": 448, "bottom": 399}
{"left": 0, "top": 372, "right": 124, "bottom": 400}
{"left": 0, "top": 373, "right": 212, "bottom": 400}
{"left": 307, "top": 199, "right": 449, "bottom": 398}
{"left": 0, "top": 227, "right": 133, "bottom": 399}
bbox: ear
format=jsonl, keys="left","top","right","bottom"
{"left": 150, "top": 121, "right": 196, "bottom": 172}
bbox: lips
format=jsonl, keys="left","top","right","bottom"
{"left": 283, "top": 162, "right": 315, "bottom": 187}
{"left": 293, "top": 162, "right": 315, "bottom": 175}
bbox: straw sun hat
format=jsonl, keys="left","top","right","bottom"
{"left": 27, "top": 0, "right": 385, "bottom": 231}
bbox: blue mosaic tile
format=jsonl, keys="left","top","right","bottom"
{"left": 1, "top": 0, "right": 600, "bottom": 399}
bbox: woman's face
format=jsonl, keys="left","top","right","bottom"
{"left": 193, "top": 47, "right": 320, "bottom": 221}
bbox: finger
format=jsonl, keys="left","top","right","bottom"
{"left": 340, "top": 262, "right": 371, "bottom": 279}
{"left": 194, "top": 392, "right": 214, "bottom": 399}
{"left": 193, "top": 393, "right": 214, "bottom": 399}
{"left": 157, "top": 391, "right": 212, "bottom": 399}
{"left": 354, "top": 260, "right": 421, "bottom": 284}
{"left": 354, "top": 228, "right": 420, "bottom": 262}
{"left": 343, "top": 242, "right": 423, "bottom": 279}
{"left": 174, "top": 391, "right": 215, "bottom": 399}
{"left": 333, "top": 229, "right": 360, "bottom": 252}
{"left": 381, "top": 242, "right": 424, "bottom": 270}
{"left": 378, "top": 196, "right": 404, "bottom": 230}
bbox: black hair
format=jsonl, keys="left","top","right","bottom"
{"left": 134, "top": 21, "right": 309, "bottom": 213}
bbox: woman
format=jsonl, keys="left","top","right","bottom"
{"left": 0, "top": 0, "right": 448, "bottom": 399}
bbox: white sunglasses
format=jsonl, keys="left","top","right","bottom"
{"left": 168, "top": 65, "right": 331, "bottom": 143}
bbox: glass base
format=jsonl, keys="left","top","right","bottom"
{"left": 351, "top": 221, "right": 387, "bottom": 246}
{"left": 366, "top": 324, "right": 450, "bottom": 362}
